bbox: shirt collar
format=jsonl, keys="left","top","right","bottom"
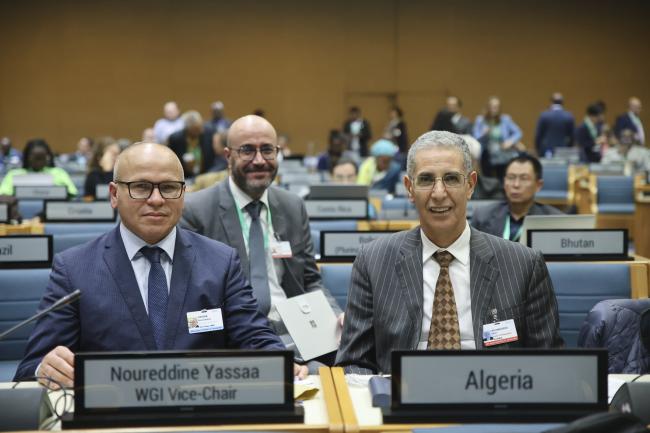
{"left": 228, "top": 176, "right": 270, "bottom": 212}
{"left": 421, "top": 221, "right": 471, "bottom": 266}
{"left": 119, "top": 222, "right": 176, "bottom": 262}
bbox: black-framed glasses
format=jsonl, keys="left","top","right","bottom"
{"left": 229, "top": 145, "right": 280, "bottom": 161}
{"left": 114, "top": 181, "right": 185, "bottom": 199}
{"left": 412, "top": 172, "right": 467, "bottom": 190}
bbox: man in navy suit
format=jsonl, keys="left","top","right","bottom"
{"left": 614, "top": 97, "right": 644, "bottom": 145}
{"left": 14, "top": 142, "right": 306, "bottom": 387}
{"left": 534, "top": 92, "right": 575, "bottom": 157}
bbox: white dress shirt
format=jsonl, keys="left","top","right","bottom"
{"left": 119, "top": 223, "right": 176, "bottom": 314}
{"left": 228, "top": 177, "right": 287, "bottom": 321}
{"left": 417, "top": 222, "right": 476, "bottom": 350}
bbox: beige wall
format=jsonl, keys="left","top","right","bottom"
{"left": 1, "top": 0, "right": 648, "bottom": 154}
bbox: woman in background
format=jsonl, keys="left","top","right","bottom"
{"left": 84, "top": 136, "right": 121, "bottom": 199}
{"left": 0, "top": 138, "right": 77, "bottom": 197}
{"left": 473, "top": 96, "right": 523, "bottom": 179}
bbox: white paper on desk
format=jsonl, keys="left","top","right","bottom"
{"left": 276, "top": 290, "right": 339, "bottom": 361}
{"left": 608, "top": 376, "right": 627, "bottom": 403}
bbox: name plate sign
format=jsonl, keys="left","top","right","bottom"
{"left": 305, "top": 199, "right": 368, "bottom": 219}
{"left": 45, "top": 201, "right": 116, "bottom": 222}
{"left": 321, "top": 231, "right": 394, "bottom": 261}
{"left": 76, "top": 351, "right": 292, "bottom": 410}
{"left": 0, "top": 235, "right": 52, "bottom": 268}
{"left": 95, "top": 184, "right": 110, "bottom": 200}
{"left": 397, "top": 351, "right": 602, "bottom": 404}
{"left": 527, "top": 229, "right": 628, "bottom": 260}
{"left": 0, "top": 202, "right": 8, "bottom": 223}
{"left": 14, "top": 185, "right": 67, "bottom": 200}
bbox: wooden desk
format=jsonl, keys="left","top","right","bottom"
{"left": 329, "top": 368, "right": 650, "bottom": 433}
{"left": 4, "top": 370, "right": 341, "bottom": 433}
{"left": 634, "top": 184, "right": 650, "bottom": 259}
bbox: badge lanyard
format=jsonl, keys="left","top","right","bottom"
{"left": 503, "top": 216, "right": 523, "bottom": 242}
{"left": 235, "top": 202, "right": 273, "bottom": 250}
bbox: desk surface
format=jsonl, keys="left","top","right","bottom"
{"left": 3, "top": 371, "right": 337, "bottom": 433}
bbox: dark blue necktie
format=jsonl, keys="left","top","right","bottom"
{"left": 245, "top": 201, "right": 271, "bottom": 315}
{"left": 141, "top": 246, "right": 168, "bottom": 349}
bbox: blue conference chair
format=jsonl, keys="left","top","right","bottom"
{"left": 53, "top": 232, "right": 103, "bottom": 253}
{"left": 547, "top": 262, "right": 631, "bottom": 347}
{"left": 309, "top": 220, "right": 358, "bottom": 232}
{"left": 594, "top": 175, "right": 635, "bottom": 214}
{"left": 44, "top": 222, "right": 117, "bottom": 235}
{"left": 319, "top": 263, "right": 353, "bottom": 309}
{"left": 537, "top": 165, "right": 569, "bottom": 203}
{"left": 17, "top": 200, "right": 44, "bottom": 219}
{"left": 0, "top": 268, "right": 51, "bottom": 381}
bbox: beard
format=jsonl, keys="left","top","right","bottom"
{"left": 232, "top": 163, "right": 278, "bottom": 198}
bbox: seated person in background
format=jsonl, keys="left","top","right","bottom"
{"left": 472, "top": 154, "right": 562, "bottom": 242}
{"left": 601, "top": 128, "right": 650, "bottom": 173}
{"left": 317, "top": 129, "right": 356, "bottom": 172}
{"left": 357, "top": 139, "right": 402, "bottom": 194}
{"left": 336, "top": 131, "right": 563, "bottom": 374}
{"left": 0, "top": 136, "right": 22, "bottom": 173}
{"left": 331, "top": 157, "right": 358, "bottom": 184}
{"left": 207, "top": 131, "right": 229, "bottom": 172}
{"left": 14, "top": 142, "right": 306, "bottom": 387}
{"left": 168, "top": 110, "right": 216, "bottom": 178}
{"left": 0, "top": 139, "right": 78, "bottom": 197}
{"left": 83, "top": 136, "right": 121, "bottom": 199}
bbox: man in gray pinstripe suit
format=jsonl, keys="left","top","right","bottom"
{"left": 336, "top": 131, "right": 563, "bottom": 374}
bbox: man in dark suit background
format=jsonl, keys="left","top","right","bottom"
{"left": 181, "top": 115, "right": 343, "bottom": 364}
{"left": 575, "top": 102, "right": 606, "bottom": 163}
{"left": 471, "top": 154, "right": 563, "bottom": 241}
{"left": 336, "top": 131, "right": 563, "bottom": 374}
{"left": 534, "top": 92, "right": 575, "bottom": 157}
{"left": 614, "top": 97, "right": 644, "bottom": 146}
{"left": 15, "top": 142, "right": 306, "bottom": 387}
{"left": 168, "top": 110, "right": 216, "bottom": 178}
{"left": 343, "top": 106, "right": 372, "bottom": 158}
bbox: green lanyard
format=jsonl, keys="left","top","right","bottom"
{"left": 235, "top": 201, "right": 273, "bottom": 250}
{"left": 503, "top": 216, "right": 523, "bottom": 242}
{"left": 584, "top": 117, "right": 598, "bottom": 140}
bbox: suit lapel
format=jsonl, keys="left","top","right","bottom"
{"left": 103, "top": 227, "right": 157, "bottom": 350}
{"left": 469, "top": 228, "right": 499, "bottom": 348}
{"left": 268, "top": 188, "right": 287, "bottom": 241}
{"left": 164, "top": 228, "right": 195, "bottom": 349}
{"left": 489, "top": 203, "right": 509, "bottom": 238}
{"left": 395, "top": 228, "right": 424, "bottom": 346}
{"left": 219, "top": 181, "right": 249, "bottom": 276}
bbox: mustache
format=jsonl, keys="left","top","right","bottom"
{"left": 244, "top": 166, "right": 274, "bottom": 173}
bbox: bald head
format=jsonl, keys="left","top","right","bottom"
{"left": 227, "top": 115, "right": 277, "bottom": 148}
{"left": 114, "top": 142, "right": 184, "bottom": 181}
{"left": 629, "top": 97, "right": 642, "bottom": 115}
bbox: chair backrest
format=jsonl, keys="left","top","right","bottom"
{"left": 597, "top": 176, "right": 634, "bottom": 205}
{"left": 319, "top": 263, "right": 353, "bottom": 309}
{"left": 309, "top": 220, "right": 359, "bottom": 232}
{"left": 381, "top": 197, "right": 414, "bottom": 211}
{"left": 45, "top": 222, "right": 116, "bottom": 235}
{"left": 547, "top": 262, "right": 631, "bottom": 347}
{"left": 17, "top": 200, "right": 44, "bottom": 219}
{"left": 540, "top": 166, "right": 569, "bottom": 191}
{"left": 0, "top": 268, "right": 51, "bottom": 363}
{"left": 53, "top": 232, "right": 103, "bottom": 254}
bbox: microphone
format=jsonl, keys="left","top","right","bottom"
{"left": 0, "top": 289, "right": 81, "bottom": 340}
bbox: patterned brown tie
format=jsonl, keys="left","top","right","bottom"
{"left": 427, "top": 250, "right": 461, "bottom": 350}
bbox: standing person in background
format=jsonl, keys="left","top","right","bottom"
{"left": 207, "top": 101, "right": 232, "bottom": 133}
{"left": 168, "top": 111, "right": 216, "bottom": 178}
{"left": 153, "top": 101, "right": 184, "bottom": 145}
{"left": 343, "top": 106, "right": 372, "bottom": 158}
{"left": 614, "top": 97, "right": 644, "bottom": 146}
{"left": 0, "top": 139, "right": 77, "bottom": 197}
{"left": 384, "top": 106, "right": 409, "bottom": 170}
{"left": 575, "top": 103, "right": 606, "bottom": 163}
{"left": 83, "top": 136, "right": 121, "bottom": 199}
{"left": 431, "top": 96, "right": 472, "bottom": 135}
{"left": 534, "top": 92, "right": 575, "bottom": 157}
{"left": 473, "top": 96, "right": 523, "bottom": 180}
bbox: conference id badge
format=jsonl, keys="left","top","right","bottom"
{"left": 482, "top": 319, "right": 518, "bottom": 347}
{"left": 186, "top": 308, "right": 224, "bottom": 334}
{"left": 270, "top": 239, "right": 292, "bottom": 259}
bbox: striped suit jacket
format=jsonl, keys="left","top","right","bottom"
{"left": 335, "top": 227, "right": 563, "bottom": 373}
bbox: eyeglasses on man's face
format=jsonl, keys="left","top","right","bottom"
{"left": 114, "top": 181, "right": 185, "bottom": 199}
{"left": 411, "top": 172, "right": 467, "bottom": 190}
{"left": 229, "top": 144, "right": 280, "bottom": 161}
